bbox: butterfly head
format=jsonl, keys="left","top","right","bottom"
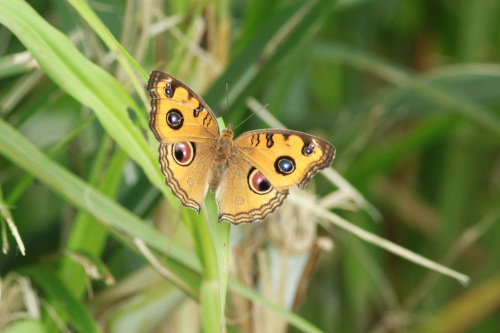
{"left": 217, "top": 124, "right": 234, "bottom": 156}
{"left": 220, "top": 123, "right": 234, "bottom": 141}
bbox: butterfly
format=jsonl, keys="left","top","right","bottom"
{"left": 148, "top": 70, "right": 335, "bottom": 224}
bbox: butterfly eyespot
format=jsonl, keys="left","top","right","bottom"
{"left": 303, "top": 143, "right": 316, "bottom": 156}
{"left": 235, "top": 197, "right": 244, "bottom": 206}
{"left": 275, "top": 156, "right": 296, "bottom": 175}
{"left": 172, "top": 142, "right": 195, "bottom": 166}
{"left": 165, "top": 81, "right": 173, "bottom": 97}
{"left": 248, "top": 168, "right": 272, "bottom": 194}
{"left": 166, "top": 109, "right": 183, "bottom": 129}
{"left": 187, "top": 178, "right": 194, "bottom": 187}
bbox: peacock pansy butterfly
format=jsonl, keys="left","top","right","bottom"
{"left": 148, "top": 70, "right": 335, "bottom": 224}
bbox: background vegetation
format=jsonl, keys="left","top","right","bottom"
{"left": 1, "top": 0, "right": 499, "bottom": 332}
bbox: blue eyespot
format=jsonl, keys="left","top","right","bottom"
{"left": 303, "top": 143, "right": 315, "bottom": 156}
{"left": 275, "top": 156, "right": 296, "bottom": 175}
{"left": 166, "top": 109, "right": 183, "bottom": 129}
{"left": 165, "top": 82, "right": 173, "bottom": 97}
{"left": 168, "top": 112, "right": 180, "bottom": 124}
{"left": 279, "top": 159, "right": 293, "bottom": 172}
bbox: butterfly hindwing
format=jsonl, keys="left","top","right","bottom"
{"left": 159, "top": 142, "right": 216, "bottom": 213}
{"left": 215, "top": 156, "right": 289, "bottom": 224}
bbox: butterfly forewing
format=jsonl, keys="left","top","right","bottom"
{"left": 148, "top": 71, "right": 220, "bottom": 143}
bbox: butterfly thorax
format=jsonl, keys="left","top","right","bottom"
{"left": 209, "top": 124, "right": 235, "bottom": 192}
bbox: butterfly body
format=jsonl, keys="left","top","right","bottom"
{"left": 209, "top": 124, "right": 234, "bottom": 191}
{"left": 148, "top": 70, "right": 335, "bottom": 224}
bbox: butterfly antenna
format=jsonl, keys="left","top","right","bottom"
{"left": 233, "top": 103, "right": 269, "bottom": 131}
{"left": 226, "top": 83, "right": 230, "bottom": 126}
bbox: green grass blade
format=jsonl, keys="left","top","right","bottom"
{"left": 57, "top": 147, "right": 129, "bottom": 298}
{"left": 182, "top": 205, "right": 220, "bottom": 332}
{"left": 0, "top": 51, "right": 35, "bottom": 78}
{"left": 0, "top": 0, "right": 170, "bottom": 201}
{"left": 205, "top": 119, "right": 231, "bottom": 330}
{"left": 65, "top": 0, "right": 149, "bottom": 125}
{"left": 0, "top": 186, "right": 25, "bottom": 255}
{"left": 229, "top": 279, "right": 325, "bottom": 333}
{"left": 205, "top": 192, "right": 231, "bottom": 331}
{"left": 204, "top": 0, "right": 338, "bottom": 113}
{"left": 181, "top": 197, "right": 222, "bottom": 332}
{"left": 0, "top": 118, "right": 200, "bottom": 279}
{"left": 312, "top": 41, "right": 500, "bottom": 135}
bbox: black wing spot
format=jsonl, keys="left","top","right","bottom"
{"left": 194, "top": 103, "right": 203, "bottom": 117}
{"left": 202, "top": 114, "right": 212, "bottom": 127}
{"left": 266, "top": 134, "right": 274, "bottom": 148}
{"left": 250, "top": 134, "right": 260, "bottom": 147}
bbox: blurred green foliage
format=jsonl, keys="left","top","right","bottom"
{"left": 0, "top": 0, "right": 499, "bottom": 332}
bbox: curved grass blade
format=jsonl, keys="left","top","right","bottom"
{"left": 312, "top": 41, "right": 500, "bottom": 136}
{"left": 204, "top": 0, "right": 338, "bottom": 114}
{"left": 0, "top": 118, "right": 200, "bottom": 280}
{"left": 65, "top": 0, "right": 149, "bottom": 126}
{"left": 0, "top": 0, "right": 171, "bottom": 202}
